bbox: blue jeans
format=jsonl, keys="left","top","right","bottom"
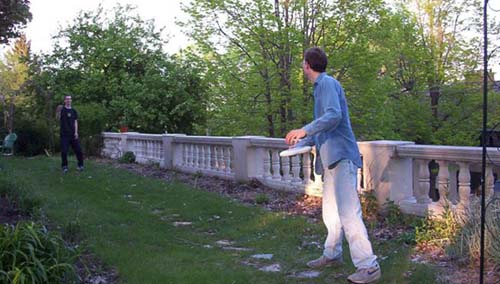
{"left": 322, "top": 159, "right": 378, "bottom": 269}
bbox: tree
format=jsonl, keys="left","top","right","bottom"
{"left": 0, "top": 0, "right": 32, "bottom": 44}
{"left": 0, "top": 34, "right": 30, "bottom": 132}
{"left": 381, "top": 0, "right": 500, "bottom": 145}
{"left": 35, "top": 4, "right": 207, "bottom": 134}
{"left": 181, "top": 0, "right": 395, "bottom": 138}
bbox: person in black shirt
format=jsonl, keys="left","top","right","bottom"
{"left": 58, "top": 95, "right": 84, "bottom": 173}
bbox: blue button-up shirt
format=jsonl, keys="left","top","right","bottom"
{"left": 298, "top": 72, "right": 362, "bottom": 175}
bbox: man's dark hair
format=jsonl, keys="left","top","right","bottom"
{"left": 304, "top": 47, "right": 328, "bottom": 72}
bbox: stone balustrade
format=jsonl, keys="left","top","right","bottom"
{"left": 102, "top": 132, "right": 500, "bottom": 217}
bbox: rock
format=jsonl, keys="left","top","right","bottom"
{"left": 251, "top": 253, "right": 273, "bottom": 260}
{"left": 215, "top": 240, "right": 234, "bottom": 246}
{"left": 173, "top": 221, "right": 192, "bottom": 226}
{"left": 221, "top": 246, "right": 253, "bottom": 252}
{"left": 259, "top": 263, "right": 281, "bottom": 272}
{"left": 292, "top": 271, "right": 321, "bottom": 278}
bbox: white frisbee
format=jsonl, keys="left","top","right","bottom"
{"left": 279, "top": 146, "right": 312, "bottom": 157}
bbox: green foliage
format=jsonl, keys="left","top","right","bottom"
{"left": 182, "top": 0, "right": 397, "bottom": 138}
{"left": 0, "top": 0, "right": 32, "bottom": 43}
{"left": 75, "top": 103, "right": 107, "bottom": 156}
{"left": 447, "top": 198, "right": 500, "bottom": 268}
{"left": 383, "top": 200, "right": 405, "bottom": 226}
{"left": 61, "top": 219, "right": 83, "bottom": 244}
{"left": 0, "top": 173, "right": 40, "bottom": 215}
{"left": 415, "top": 207, "right": 459, "bottom": 247}
{"left": 0, "top": 222, "right": 77, "bottom": 284}
{"left": 35, "top": 4, "right": 207, "bottom": 135}
{"left": 13, "top": 117, "right": 52, "bottom": 157}
{"left": 254, "top": 193, "right": 269, "bottom": 205}
{"left": 0, "top": 36, "right": 30, "bottom": 133}
{"left": 118, "top": 151, "right": 136, "bottom": 164}
{"left": 359, "top": 189, "right": 379, "bottom": 228}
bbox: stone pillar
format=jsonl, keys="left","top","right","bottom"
{"left": 357, "top": 140, "right": 415, "bottom": 207}
{"left": 119, "top": 133, "right": 128, "bottom": 157}
{"left": 232, "top": 136, "right": 264, "bottom": 182}
{"left": 162, "top": 134, "right": 185, "bottom": 169}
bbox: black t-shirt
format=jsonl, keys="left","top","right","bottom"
{"left": 60, "top": 107, "right": 78, "bottom": 137}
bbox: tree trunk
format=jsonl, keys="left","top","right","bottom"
{"left": 430, "top": 86, "right": 440, "bottom": 119}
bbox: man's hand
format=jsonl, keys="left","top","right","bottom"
{"left": 285, "top": 129, "right": 306, "bottom": 146}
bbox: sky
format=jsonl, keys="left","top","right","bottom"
{"left": 22, "top": 0, "right": 192, "bottom": 55}
{"left": 3, "top": 0, "right": 500, "bottom": 77}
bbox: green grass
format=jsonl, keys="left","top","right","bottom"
{"left": 0, "top": 156, "right": 438, "bottom": 283}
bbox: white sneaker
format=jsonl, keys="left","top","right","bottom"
{"left": 347, "top": 264, "right": 381, "bottom": 283}
{"left": 306, "top": 255, "right": 343, "bottom": 268}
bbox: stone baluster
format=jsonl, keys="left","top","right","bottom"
{"left": 212, "top": 146, "right": 218, "bottom": 170}
{"left": 457, "top": 162, "right": 471, "bottom": 210}
{"left": 282, "top": 156, "right": 291, "bottom": 182}
{"left": 485, "top": 165, "right": 494, "bottom": 197}
{"left": 217, "top": 146, "right": 224, "bottom": 172}
{"left": 199, "top": 145, "right": 205, "bottom": 170}
{"left": 139, "top": 140, "right": 143, "bottom": 162}
{"left": 291, "top": 155, "right": 301, "bottom": 183}
{"left": 205, "top": 145, "right": 211, "bottom": 169}
{"left": 416, "top": 159, "right": 431, "bottom": 204}
{"left": 149, "top": 141, "right": 154, "bottom": 162}
{"left": 181, "top": 144, "right": 187, "bottom": 166}
{"left": 189, "top": 144, "right": 195, "bottom": 167}
{"left": 151, "top": 141, "right": 156, "bottom": 160}
{"left": 146, "top": 140, "right": 150, "bottom": 160}
{"left": 193, "top": 145, "right": 199, "bottom": 168}
{"left": 303, "top": 153, "right": 311, "bottom": 184}
{"left": 225, "top": 147, "right": 232, "bottom": 173}
{"left": 437, "top": 160, "right": 450, "bottom": 205}
{"left": 134, "top": 140, "right": 139, "bottom": 161}
{"left": 263, "top": 149, "right": 271, "bottom": 179}
{"left": 157, "top": 141, "right": 161, "bottom": 160}
{"left": 271, "top": 150, "right": 281, "bottom": 180}
{"left": 448, "top": 163, "right": 459, "bottom": 204}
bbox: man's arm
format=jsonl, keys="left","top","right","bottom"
{"left": 74, "top": 120, "right": 79, "bottom": 139}
{"left": 302, "top": 81, "right": 342, "bottom": 137}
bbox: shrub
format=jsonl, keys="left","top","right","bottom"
{"left": 119, "top": 151, "right": 136, "bottom": 164}
{"left": 75, "top": 103, "right": 108, "bottom": 157}
{"left": 255, "top": 193, "right": 269, "bottom": 205}
{"left": 14, "top": 119, "right": 52, "bottom": 157}
{"left": 447, "top": 197, "right": 500, "bottom": 268}
{"left": 415, "top": 206, "right": 459, "bottom": 247}
{"left": 359, "top": 189, "right": 378, "bottom": 227}
{"left": 0, "top": 222, "right": 78, "bottom": 284}
{"left": 0, "top": 175, "right": 40, "bottom": 215}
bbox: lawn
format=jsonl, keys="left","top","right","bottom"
{"left": 0, "top": 156, "right": 437, "bottom": 284}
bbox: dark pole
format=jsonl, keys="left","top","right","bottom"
{"left": 480, "top": 0, "right": 488, "bottom": 283}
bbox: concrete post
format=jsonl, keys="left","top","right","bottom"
{"left": 162, "top": 134, "right": 174, "bottom": 169}
{"left": 119, "top": 133, "right": 128, "bottom": 157}
{"left": 162, "top": 134, "right": 186, "bottom": 169}
{"left": 232, "top": 136, "right": 266, "bottom": 182}
{"left": 358, "top": 140, "right": 415, "bottom": 207}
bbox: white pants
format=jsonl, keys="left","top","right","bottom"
{"left": 321, "top": 159, "right": 378, "bottom": 269}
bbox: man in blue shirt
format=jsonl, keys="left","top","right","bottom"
{"left": 58, "top": 95, "right": 84, "bottom": 173}
{"left": 285, "top": 47, "right": 380, "bottom": 283}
